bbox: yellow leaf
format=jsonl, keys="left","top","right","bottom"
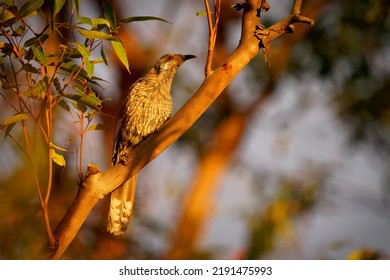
{"left": 50, "top": 148, "right": 66, "bottom": 167}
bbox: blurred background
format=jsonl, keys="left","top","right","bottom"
{"left": 1, "top": 0, "right": 389, "bottom": 259}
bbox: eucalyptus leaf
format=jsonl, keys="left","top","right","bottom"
{"left": 72, "top": 0, "right": 79, "bottom": 15}
{"left": 77, "top": 16, "right": 92, "bottom": 26}
{"left": 51, "top": 0, "right": 66, "bottom": 16}
{"left": 111, "top": 39, "right": 130, "bottom": 73}
{"left": 50, "top": 148, "right": 66, "bottom": 167}
{"left": 100, "top": 46, "right": 108, "bottom": 65}
{"left": 77, "top": 28, "right": 112, "bottom": 40}
{"left": 31, "top": 45, "right": 47, "bottom": 66}
{"left": 119, "top": 16, "right": 172, "bottom": 25}
{"left": 102, "top": 0, "right": 117, "bottom": 33}
{"left": 22, "top": 63, "right": 40, "bottom": 74}
{"left": 63, "top": 92, "right": 103, "bottom": 112}
{"left": 23, "top": 33, "right": 49, "bottom": 48}
{"left": 2, "top": 113, "right": 29, "bottom": 127}
{"left": 73, "top": 42, "right": 93, "bottom": 78}
{"left": 25, "top": 79, "right": 47, "bottom": 99}
{"left": 86, "top": 123, "right": 105, "bottom": 132}
{"left": 18, "top": 0, "right": 44, "bottom": 18}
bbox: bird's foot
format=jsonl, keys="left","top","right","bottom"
{"left": 120, "top": 151, "right": 128, "bottom": 166}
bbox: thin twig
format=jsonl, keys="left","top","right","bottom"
{"left": 292, "top": 0, "right": 303, "bottom": 14}
{"left": 79, "top": 112, "right": 84, "bottom": 177}
{"left": 43, "top": 86, "right": 56, "bottom": 246}
{"left": 203, "top": 0, "right": 221, "bottom": 77}
{"left": 4, "top": 30, "right": 48, "bottom": 239}
{"left": 204, "top": 0, "right": 213, "bottom": 76}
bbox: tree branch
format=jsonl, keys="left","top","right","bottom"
{"left": 204, "top": 0, "right": 221, "bottom": 77}
{"left": 40, "top": 0, "right": 314, "bottom": 259}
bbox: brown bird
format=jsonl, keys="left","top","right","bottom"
{"left": 108, "top": 54, "right": 196, "bottom": 235}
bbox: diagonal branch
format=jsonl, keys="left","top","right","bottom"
{"left": 40, "top": 0, "right": 314, "bottom": 259}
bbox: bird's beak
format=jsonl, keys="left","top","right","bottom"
{"left": 183, "top": 55, "right": 196, "bottom": 61}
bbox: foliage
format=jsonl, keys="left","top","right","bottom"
{"left": 0, "top": 0, "right": 169, "bottom": 253}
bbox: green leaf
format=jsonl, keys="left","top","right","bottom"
{"left": 22, "top": 63, "right": 40, "bottom": 74}
{"left": 0, "top": 77, "right": 14, "bottom": 89}
{"left": 0, "top": 43, "right": 13, "bottom": 56}
{"left": 63, "top": 92, "right": 103, "bottom": 111}
{"left": 86, "top": 123, "right": 105, "bottom": 132}
{"left": 53, "top": 77, "right": 64, "bottom": 95}
{"left": 2, "top": 113, "right": 29, "bottom": 127}
{"left": 25, "top": 79, "right": 47, "bottom": 99}
{"left": 2, "top": 113, "right": 28, "bottom": 138}
{"left": 91, "top": 58, "right": 105, "bottom": 64}
{"left": 72, "top": 85, "right": 84, "bottom": 95}
{"left": 57, "top": 98, "right": 71, "bottom": 113}
{"left": 24, "top": 47, "right": 34, "bottom": 61}
{"left": 118, "top": 16, "right": 172, "bottom": 25}
{"left": 51, "top": 0, "right": 66, "bottom": 17}
{"left": 72, "top": 0, "right": 79, "bottom": 15}
{"left": 23, "top": 33, "right": 49, "bottom": 48}
{"left": 60, "top": 62, "right": 91, "bottom": 82}
{"left": 85, "top": 61, "right": 94, "bottom": 78}
{"left": 50, "top": 148, "right": 66, "bottom": 167}
{"left": 13, "top": 25, "right": 26, "bottom": 37}
{"left": 77, "top": 16, "right": 92, "bottom": 26}
{"left": 4, "top": 123, "right": 16, "bottom": 138}
{"left": 100, "top": 45, "right": 108, "bottom": 65}
{"left": 77, "top": 16, "right": 111, "bottom": 29}
{"left": 31, "top": 45, "right": 47, "bottom": 66}
{"left": 77, "top": 28, "right": 112, "bottom": 40}
{"left": 73, "top": 42, "right": 93, "bottom": 78}
{"left": 74, "top": 42, "right": 91, "bottom": 58}
{"left": 0, "top": 9, "right": 16, "bottom": 25}
{"left": 67, "top": 84, "right": 104, "bottom": 112}
{"left": 18, "top": 0, "right": 44, "bottom": 18}
{"left": 50, "top": 142, "right": 69, "bottom": 152}
{"left": 4, "top": 0, "right": 15, "bottom": 6}
{"left": 102, "top": 0, "right": 117, "bottom": 33}
{"left": 50, "top": 0, "right": 66, "bottom": 31}
{"left": 72, "top": 101, "right": 88, "bottom": 113}
{"left": 85, "top": 110, "right": 99, "bottom": 121}
{"left": 196, "top": 11, "right": 207, "bottom": 16}
{"left": 60, "top": 62, "right": 108, "bottom": 84}
{"left": 91, "top": 18, "right": 111, "bottom": 28}
{"left": 111, "top": 39, "right": 130, "bottom": 73}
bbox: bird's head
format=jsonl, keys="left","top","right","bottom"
{"left": 154, "top": 54, "right": 196, "bottom": 76}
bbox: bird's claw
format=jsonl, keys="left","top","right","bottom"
{"left": 120, "top": 151, "right": 128, "bottom": 166}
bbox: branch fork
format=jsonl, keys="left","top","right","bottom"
{"left": 253, "top": 0, "right": 314, "bottom": 65}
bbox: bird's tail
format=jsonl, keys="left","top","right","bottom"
{"left": 107, "top": 175, "right": 137, "bottom": 235}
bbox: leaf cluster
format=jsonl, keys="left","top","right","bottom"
{"left": 0, "top": 0, "right": 169, "bottom": 167}
{"left": 0, "top": 0, "right": 171, "bottom": 250}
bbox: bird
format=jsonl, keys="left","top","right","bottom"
{"left": 107, "top": 53, "right": 196, "bottom": 235}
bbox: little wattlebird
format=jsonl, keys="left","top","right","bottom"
{"left": 108, "top": 54, "right": 196, "bottom": 235}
